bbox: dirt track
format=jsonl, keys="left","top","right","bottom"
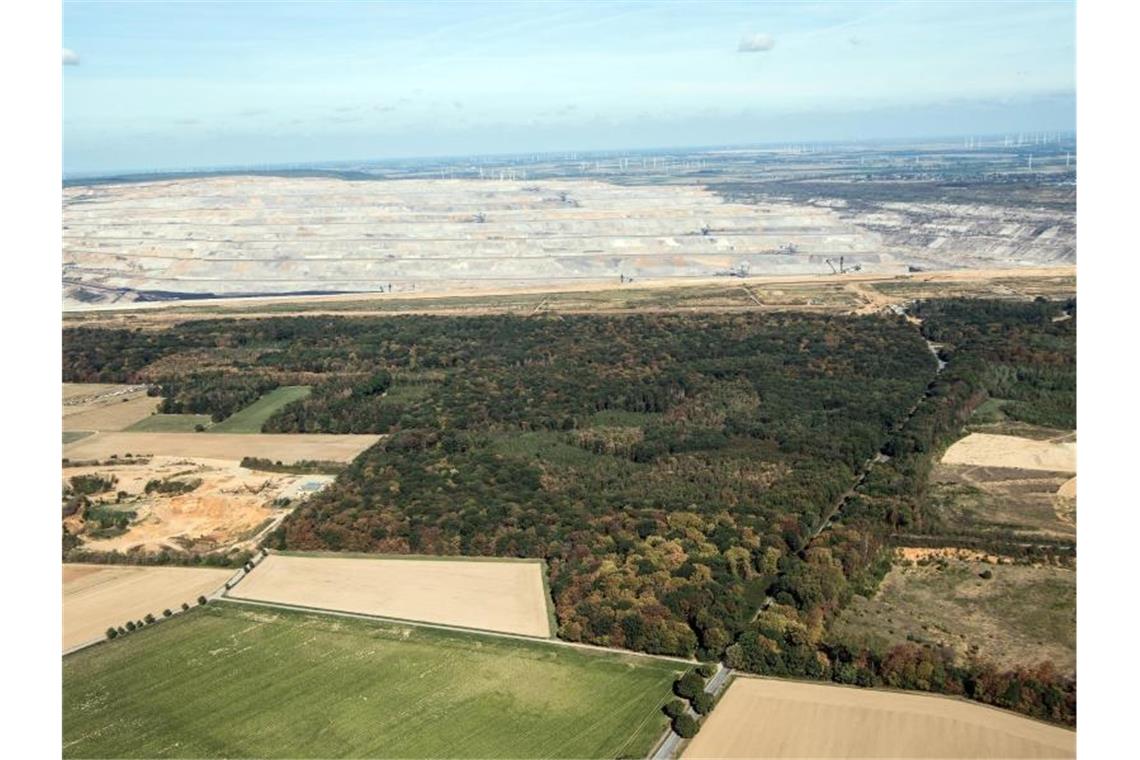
{"left": 63, "top": 564, "right": 233, "bottom": 651}
{"left": 682, "top": 677, "right": 1074, "bottom": 759}
{"left": 63, "top": 431, "right": 380, "bottom": 463}
{"left": 229, "top": 553, "right": 552, "bottom": 637}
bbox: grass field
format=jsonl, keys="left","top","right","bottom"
{"left": 63, "top": 602, "right": 681, "bottom": 759}
{"left": 126, "top": 413, "right": 215, "bottom": 432}
{"left": 210, "top": 386, "right": 312, "bottom": 433}
{"left": 63, "top": 430, "right": 93, "bottom": 444}
{"left": 829, "top": 557, "right": 1076, "bottom": 676}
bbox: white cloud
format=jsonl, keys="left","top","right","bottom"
{"left": 63, "top": 48, "right": 80, "bottom": 65}
{"left": 738, "top": 33, "right": 775, "bottom": 53}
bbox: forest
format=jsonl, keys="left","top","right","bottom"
{"left": 61, "top": 299, "right": 1075, "bottom": 723}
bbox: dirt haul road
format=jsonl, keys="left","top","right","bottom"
{"left": 682, "top": 677, "right": 1074, "bottom": 759}
{"left": 63, "top": 564, "right": 233, "bottom": 651}
{"left": 229, "top": 553, "right": 553, "bottom": 637}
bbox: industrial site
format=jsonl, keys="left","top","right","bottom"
{"left": 63, "top": 140, "right": 1075, "bottom": 307}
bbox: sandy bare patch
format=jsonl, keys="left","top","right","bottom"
{"left": 898, "top": 547, "right": 1004, "bottom": 564}
{"left": 230, "top": 553, "right": 552, "bottom": 637}
{"left": 1057, "top": 476, "right": 1076, "bottom": 498}
{"left": 63, "top": 383, "right": 159, "bottom": 431}
{"left": 63, "top": 564, "right": 233, "bottom": 651}
{"left": 65, "top": 456, "right": 333, "bottom": 554}
{"left": 63, "top": 431, "right": 379, "bottom": 463}
{"left": 942, "top": 433, "right": 1075, "bottom": 473}
{"left": 683, "top": 677, "right": 1073, "bottom": 759}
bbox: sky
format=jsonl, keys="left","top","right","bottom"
{"left": 62, "top": 0, "right": 1076, "bottom": 175}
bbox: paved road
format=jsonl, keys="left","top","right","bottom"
{"left": 649, "top": 664, "right": 735, "bottom": 760}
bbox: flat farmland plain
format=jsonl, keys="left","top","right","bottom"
{"left": 62, "top": 564, "right": 233, "bottom": 651}
{"left": 62, "top": 431, "right": 380, "bottom": 463}
{"left": 63, "top": 383, "right": 159, "bottom": 432}
{"left": 63, "top": 603, "right": 680, "bottom": 759}
{"left": 683, "top": 677, "right": 1074, "bottom": 759}
{"left": 229, "top": 553, "right": 553, "bottom": 637}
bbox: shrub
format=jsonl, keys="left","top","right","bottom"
{"left": 125, "top": 621, "right": 136, "bottom": 632}
{"left": 674, "top": 671, "right": 705, "bottom": 701}
{"left": 197, "top": 595, "right": 208, "bottom": 606}
{"left": 163, "top": 608, "right": 173, "bottom": 617}
{"left": 663, "top": 699, "right": 687, "bottom": 720}
{"left": 696, "top": 663, "right": 718, "bottom": 679}
{"left": 105, "top": 627, "right": 118, "bottom": 640}
{"left": 117, "top": 626, "right": 126, "bottom": 636}
{"left": 672, "top": 714, "right": 699, "bottom": 739}
{"left": 692, "top": 692, "right": 714, "bottom": 715}
{"left": 144, "top": 613, "right": 156, "bottom": 624}
{"left": 182, "top": 602, "right": 190, "bottom": 611}
{"left": 979, "top": 569, "right": 994, "bottom": 580}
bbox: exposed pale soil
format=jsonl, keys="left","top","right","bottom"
{"left": 941, "top": 434, "right": 1075, "bottom": 472}
{"left": 682, "top": 677, "right": 1074, "bottom": 759}
{"left": 63, "top": 431, "right": 380, "bottom": 463}
{"left": 62, "top": 564, "right": 233, "bottom": 650}
{"left": 229, "top": 553, "right": 553, "bottom": 637}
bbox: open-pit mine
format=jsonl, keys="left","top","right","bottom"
{"left": 62, "top": 145, "right": 1075, "bottom": 308}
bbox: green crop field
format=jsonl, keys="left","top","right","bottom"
{"left": 63, "top": 602, "right": 681, "bottom": 759}
{"left": 210, "top": 386, "right": 311, "bottom": 433}
{"left": 125, "top": 413, "right": 214, "bottom": 432}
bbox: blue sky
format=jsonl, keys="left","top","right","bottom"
{"left": 63, "top": 0, "right": 1076, "bottom": 175}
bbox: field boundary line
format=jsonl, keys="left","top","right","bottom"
{"left": 271, "top": 548, "right": 546, "bottom": 565}
{"left": 215, "top": 596, "right": 695, "bottom": 666}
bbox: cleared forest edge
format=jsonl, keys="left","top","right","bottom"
{"left": 683, "top": 677, "right": 1074, "bottom": 759}
{"left": 228, "top": 553, "right": 553, "bottom": 637}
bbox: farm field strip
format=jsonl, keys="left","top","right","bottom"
{"left": 62, "top": 564, "right": 233, "bottom": 651}
{"left": 229, "top": 553, "right": 554, "bottom": 637}
{"left": 125, "top": 413, "right": 214, "bottom": 432}
{"left": 63, "top": 383, "right": 160, "bottom": 432}
{"left": 682, "top": 677, "right": 1075, "bottom": 759}
{"left": 62, "top": 431, "right": 381, "bottom": 463}
{"left": 63, "top": 602, "right": 682, "bottom": 759}
{"left": 209, "top": 385, "right": 312, "bottom": 433}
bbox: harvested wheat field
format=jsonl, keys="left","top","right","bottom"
{"left": 683, "top": 677, "right": 1074, "bottom": 759}
{"left": 62, "top": 564, "right": 233, "bottom": 651}
{"left": 62, "top": 431, "right": 379, "bottom": 463}
{"left": 229, "top": 553, "right": 553, "bottom": 637}
{"left": 62, "top": 383, "right": 159, "bottom": 432}
{"left": 942, "top": 433, "right": 1076, "bottom": 472}
{"left": 64, "top": 457, "right": 334, "bottom": 553}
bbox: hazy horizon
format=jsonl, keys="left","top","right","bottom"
{"left": 63, "top": 0, "right": 1075, "bottom": 175}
